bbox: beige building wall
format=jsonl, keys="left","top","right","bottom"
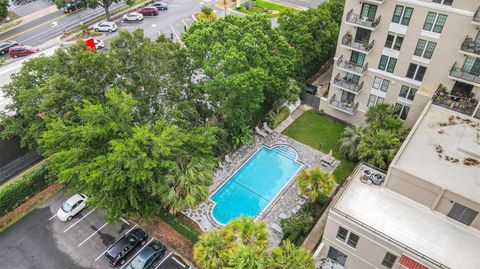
{"left": 324, "top": 0, "right": 480, "bottom": 127}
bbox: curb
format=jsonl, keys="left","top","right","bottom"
{"left": 0, "top": 5, "right": 59, "bottom": 37}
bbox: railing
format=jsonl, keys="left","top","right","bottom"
{"left": 336, "top": 55, "right": 368, "bottom": 75}
{"left": 341, "top": 33, "right": 375, "bottom": 52}
{"left": 474, "top": 7, "right": 480, "bottom": 22}
{"left": 329, "top": 94, "right": 359, "bottom": 114}
{"left": 460, "top": 35, "right": 480, "bottom": 55}
{"left": 333, "top": 74, "right": 363, "bottom": 93}
{"left": 432, "top": 85, "right": 478, "bottom": 117}
{"left": 346, "top": 9, "right": 381, "bottom": 29}
{"left": 449, "top": 62, "right": 480, "bottom": 85}
{"left": 365, "top": 0, "right": 385, "bottom": 3}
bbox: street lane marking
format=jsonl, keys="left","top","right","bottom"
{"left": 94, "top": 224, "right": 137, "bottom": 262}
{"left": 154, "top": 251, "right": 173, "bottom": 269}
{"left": 0, "top": 8, "right": 83, "bottom": 42}
{"left": 78, "top": 222, "right": 108, "bottom": 247}
{"left": 120, "top": 238, "right": 154, "bottom": 269}
{"left": 49, "top": 214, "right": 57, "bottom": 221}
{"left": 120, "top": 217, "right": 130, "bottom": 225}
{"left": 63, "top": 208, "right": 95, "bottom": 233}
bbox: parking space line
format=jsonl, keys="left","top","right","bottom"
{"left": 49, "top": 215, "right": 57, "bottom": 221}
{"left": 78, "top": 222, "right": 108, "bottom": 247}
{"left": 120, "top": 217, "right": 130, "bottom": 225}
{"left": 120, "top": 238, "right": 154, "bottom": 269}
{"left": 172, "top": 256, "right": 186, "bottom": 267}
{"left": 154, "top": 251, "right": 173, "bottom": 269}
{"left": 63, "top": 208, "right": 96, "bottom": 233}
{"left": 94, "top": 224, "right": 138, "bottom": 262}
{"left": 170, "top": 24, "right": 183, "bottom": 44}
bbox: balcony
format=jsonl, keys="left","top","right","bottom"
{"left": 432, "top": 85, "right": 479, "bottom": 117}
{"left": 329, "top": 94, "right": 359, "bottom": 115}
{"left": 473, "top": 7, "right": 480, "bottom": 25}
{"left": 460, "top": 36, "right": 480, "bottom": 57}
{"left": 333, "top": 74, "right": 364, "bottom": 94}
{"left": 346, "top": 9, "right": 381, "bottom": 30}
{"left": 336, "top": 55, "right": 368, "bottom": 76}
{"left": 448, "top": 62, "right": 480, "bottom": 87}
{"left": 341, "top": 33, "right": 375, "bottom": 54}
{"left": 364, "top": 0, "right": 385, "bottom": 3}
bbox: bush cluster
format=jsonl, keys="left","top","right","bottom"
{"left": 266, "top": 107, "right": 290, "bottom": 129}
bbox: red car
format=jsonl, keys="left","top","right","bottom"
{"left": 138, "top": 6, "right": 159, "bottom": 16}
{"left": 8, "top": 45, "right": 39, "bottom": 58}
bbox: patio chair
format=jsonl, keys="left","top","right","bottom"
{"left": 263, "top": 122, "right": 274, "bottom": 134}
{"left": 270, "top": 223, "right": 283, "bottom": 235}
{"left": 255, "top": 126, "right": 268, "bottom": 138}
{"left": 218, "top": 161, "right": 225, "bottom": 170}
{"left": 225, "top": 155, "right": 232, "bottom": 164}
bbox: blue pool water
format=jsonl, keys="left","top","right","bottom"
{"left": 211, "top": 145, "right": 302, "bottom": 225}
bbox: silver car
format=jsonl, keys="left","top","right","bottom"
{"left": 56, "top": 193, "right": 88, "bottom": 221}
{"left": 93, "top": 21, "right": 118, "bottom": 32}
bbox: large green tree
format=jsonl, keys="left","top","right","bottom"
{"left": 357, "top": 129, "right": 401, "bottom": 170}
{"left": 269, "top": 240, "right": 316, "bottom": 269}
{"left": 183, "top": 15, "right": 297, "bottom": 137}
{"left": 296, "top": 167, "right": 336, "bottom": 203}
{"left": 338, "top": 124, "right": 365, "bottom": 161}
{"left": 39, "top": 89, "right": 217, "bottom": 221}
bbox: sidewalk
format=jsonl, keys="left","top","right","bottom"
{"left": 0, "top": 5, "right": 58, "bottom": 36}
{"left": 274, "top": 104, "right": 310, "bottom": 133}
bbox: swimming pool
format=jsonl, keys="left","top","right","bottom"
{"left": 210, "top": 145, "right": 303, "bottom": 225}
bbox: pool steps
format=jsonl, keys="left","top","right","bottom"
{"left": 271, "top": 145, "right": 297, "bottom": 161}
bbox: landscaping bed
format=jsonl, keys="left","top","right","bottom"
{"left": 238, "top": 0, "right": 294, "bottom": 17}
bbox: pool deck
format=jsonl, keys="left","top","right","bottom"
{"left": 183, "top": 133, "right": 339, "bottom": 246}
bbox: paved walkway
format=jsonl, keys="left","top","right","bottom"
{"left": 274, "top": 104, "right": 311, "bottom": 133}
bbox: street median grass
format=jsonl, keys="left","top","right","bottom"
{"left": 238, "top": 0, "right": 295, "bottom": 17}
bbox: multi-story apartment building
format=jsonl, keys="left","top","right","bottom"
{"left": 319, "top": 0, "right": 480, "bottom": 127}
{"left": 316, "top": 101, "right": 480, "bottom": 269}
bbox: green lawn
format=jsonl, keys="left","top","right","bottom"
{"left": 238, "top": 0, "right": 294, "bottom": 17}
{"left": 282, "top": 110, "right": 356, "bottom": 184}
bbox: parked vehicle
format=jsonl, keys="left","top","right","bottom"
{"left": 8, "top": 45, "right": 39, "bottom": 58}
{"left": 56, "top": 194, "right": 88, "bottom": 221}
{"left": 126, "top": 240, "right": 166, "bottom": 269}
{"left": 152, "top": 1, "right": 168, "bottom": 10}
{"left": 123, "top": 12, "right": 144, "bottom": 22}
{"left": 105, "top": 228, "right": 148, "bottom": 267}
{"left": 0, "top": 40, "right": 18, "bottom": 55}
{"left": 62, "top": 0, "right": 83, "bottom": 13}
{"left": 94, "top": 39, "right": 105, "bottom": 49}
{"left": 137, "top": 6, "right": 159, "bottom": 16}
{"left": 93, "top": 21, "right": 118, "bottom": 32}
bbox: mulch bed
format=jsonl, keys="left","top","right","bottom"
{"left": 131, "top": 215, "right": 196, "bottom": 266}
{"left": 0, "top": 183, "right": 64, "bottom": 230}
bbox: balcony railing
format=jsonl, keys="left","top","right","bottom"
{"left": 364, "top": 0, "right": 385, "bottom": 3}
{"left": 432, "top": 85, "right": 479, "bottom": 117}
{"left": 333, "top": 74, "right": 364, "bottom": 93}
{"left": 341, "top": 33, "right": 375, "bottom": 53}
{"left": 460, "top": 36, "right": 480, "bottom": 56}
{"left": 346, "top": 9, "right": 381, "bottom": 30}
{"left": 336, "top": 55, "right": 368, "bottom": 75}
{"left": 449, "top": 62, "right": 480, "bottom": 86}
{"left": 474, "top": 7, "right": 480, "bottom": 23}
{"left": 329, "top": 94, "right": 359, "bottom": 114}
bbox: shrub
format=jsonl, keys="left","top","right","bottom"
{"left": 266, "top": 107, "right": 290, "bottom": 129}
{"left": 197, "top": 6, "right": 217, "bottom": 22}
{"left": 0, "top": 168, "right": 54, "bottom": 217}
{"left": 280, "top": 201, "right": 325, "bottom": 246}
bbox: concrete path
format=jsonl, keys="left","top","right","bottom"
{"left": 275, "top": 104, "right": 310, "bottom": 133}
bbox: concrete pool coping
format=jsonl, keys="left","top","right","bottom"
{"left": 208, "top": 144, "right": 305, "bottom": 226}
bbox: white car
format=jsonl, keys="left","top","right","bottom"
{"left": 56, "top": 194, "right": 88, "bottom": 221}
{"left": 94, "top": 39, "right": 105, "bottom": 49}
{"left": 123, "top": 12, "right": 144, "bottom": 22}
{"left": 93, "top": 21, "right": 118, "bottom": 32}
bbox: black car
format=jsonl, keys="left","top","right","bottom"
{"left": 0, "top": 40, "right": 18, "bottom": 55}
{"left": 105, "top": 228, "right": 148, "bottom": 267}
{"left": 126, "top": 240, "right": 166, "bottom": 269}
{"left": 152, "top": 1, "right": 168, "bottom": 10}
{"left": 63, "top": 0, "right": 83, "bottom": 13}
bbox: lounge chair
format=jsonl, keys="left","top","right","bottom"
{"left": 270, "top": 223, "right": 283, "bottom": 235}
{"left": 255, "top": 126, "right": 268, "bottom": 138}
{"left": 225, "top": 155, "right": 232, "bottom": 164}
{"left": 218, "top": 161, "right": 225, "bottom": 170}
{"left": 263, "top": 122, "right": 274, "bottom": 134}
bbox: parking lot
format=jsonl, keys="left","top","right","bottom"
{"left": 0, "top": 189, "right": 192, "bottom": 269}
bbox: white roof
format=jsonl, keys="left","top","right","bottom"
{"left": 334, "top": 164, "right": 480, "bottom": 269}
{"left": 393, "top": 104, "right": 480, "bottom": 203}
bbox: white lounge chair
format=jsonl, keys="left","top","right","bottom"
{"left": 270, "top": 223, "right": 283, "bottom": 235}
{"left": 255, "top": 126, "right": 268, "bottom": 137}
{"left": 225, "top": 155, "right": 232, "bottom": 164}
{"left": 263, "top": 122, "right": 274, "bottom": 134}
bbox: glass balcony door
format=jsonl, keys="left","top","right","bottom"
{"left": 360, "top": 3, "right": 377, "bottom": 21}
{"left": 462, "top": 56, "right": 480, "bottom": 76}
{"left": 350, "top": 51, "right": 366, "bottom": 66}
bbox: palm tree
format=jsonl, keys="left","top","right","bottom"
{"left": 365, "top": 103, "right": 403, "bottom": 131}
{"left": 296, "top": 167, "right": 336, "bottom": 203}
{"left": 337, "top": 124, "right": 365, "bottom": 161}
{"left": 227, "top": 244, "right": 269, "bottom": 269}
{"left": 194, "top": 229, "right": 233, "bottom": 269}
{"left": 357, "top": 129, "right": 401, "bottom": 170}
{"left": 227, "top": 216, "right": 269, "bottom": 249}
{"left": 161, "top": 158, "right": 215, "bottom": 213}
{"left": 269, "top": 241, "right": 316, "bottom": 269}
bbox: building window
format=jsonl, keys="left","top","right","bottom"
{"left": 336, "top": 226, "right": 360, "bottom": 248}
{"left": 368, "top": 94, "right": 384, "bottom": 107}
{"left": 392, "top": 5, "right": 414, "bottom": 26}
{"left": 350, "top": 51, "right": 366, "bottom": 66}
{"left": 372, "top": 76, "right": 390, "bottom": 92}
{"left": 448, "top": 203, "right": 479, "bottom": 226}
{"left": 406, "top": 63, "right": 427, "bottom": 81}
{"left": 361, "top": 3, "right": 378, "bottom": 21}
{"left": 399, "top": 85, "right": 417, "bottom": 101}
{"left": 414, "top": 39, "right": 437, "bottom": 59}
{"left": 423, "top": 12, "right": 447, "bottom": 33}
{"left": 327, "top": 247, "right": 347, "bottom": 266}
{"left": 379, "top": 55, "right": 397, "bottom": 73}
{"left": 432, "top": 0, "right": 453, "bottom": 6}
{"left": 394, "top": 103, "right": 410, "bottom": 120}
{"left": 385, "top": 32, "right": 404, "bottom": 51}
{"left": 382, "top": 252, "right": 397, "bottom": 269}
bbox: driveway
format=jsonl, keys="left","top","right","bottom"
{"left": 0, "top": 189, "right": 192, "bottom": 269}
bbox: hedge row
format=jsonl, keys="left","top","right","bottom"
{"left": 0, "top": 168, "right": 53, "bottom": 217}
{"left": 157, "top": 210, "right": 200, "bottom": 242}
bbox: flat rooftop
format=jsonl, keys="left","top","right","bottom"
{"left": 393, "top": 104, "right": 480, "bottom": 203}
{"left": 334, "top": 164, "right": 480, "bottom": 269}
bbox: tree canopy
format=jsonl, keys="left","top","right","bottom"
{"left": 296, "top": 167, "right": 336, "bottom": 203}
